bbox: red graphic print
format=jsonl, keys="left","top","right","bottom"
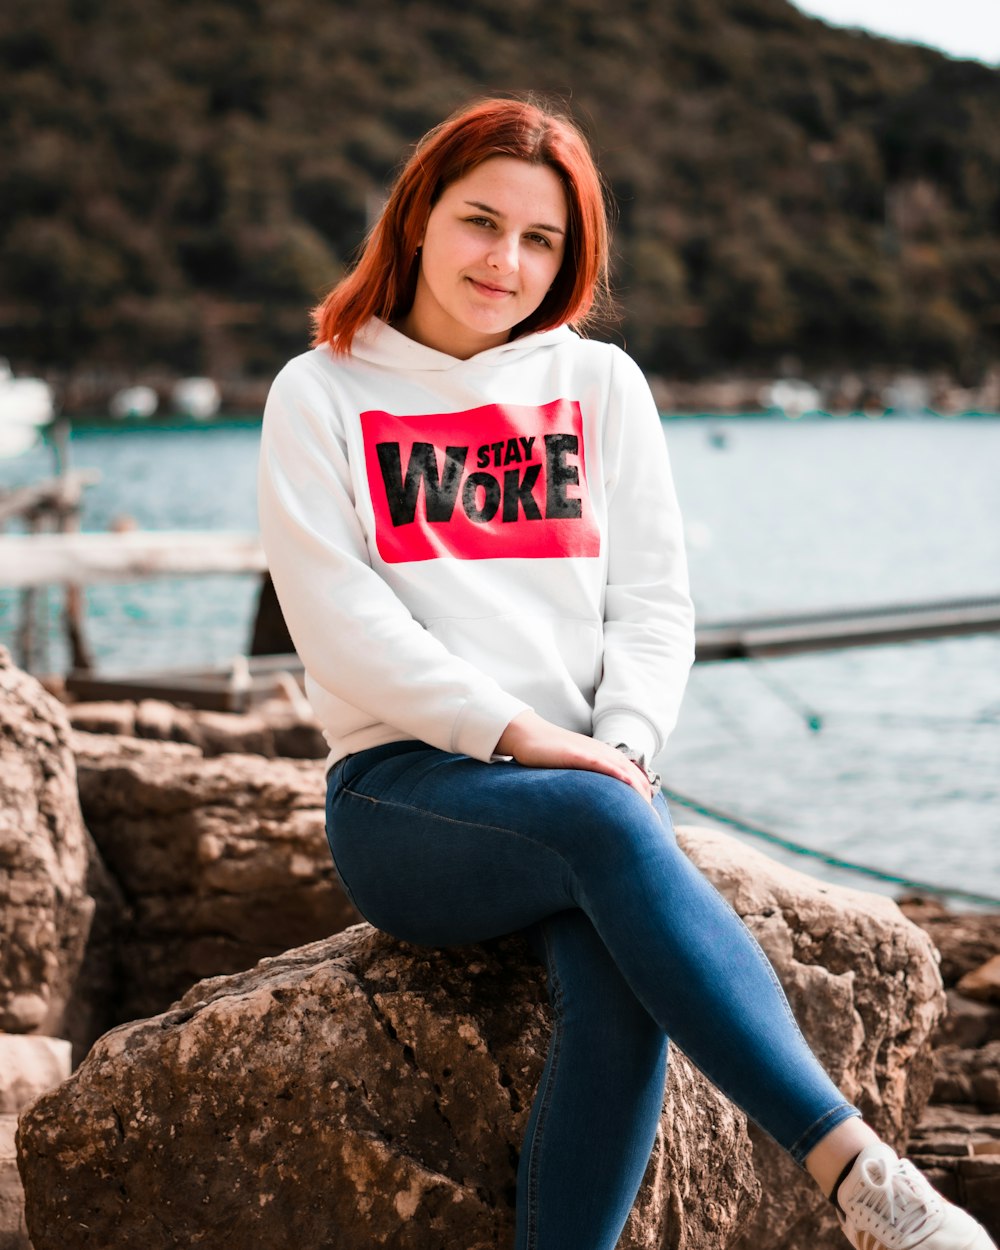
{"left": 360, "top": 399, "right": 600, "bottom": 563}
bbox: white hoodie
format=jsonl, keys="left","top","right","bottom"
{"left": 257, "top": 319, "right": 695, "bottom": 770}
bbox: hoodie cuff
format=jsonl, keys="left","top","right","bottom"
{"left": 451, "top": 691, "right": 532, "bottom": 763}
{"left": 592, "top": 711, "right": 659, "bottom": 765}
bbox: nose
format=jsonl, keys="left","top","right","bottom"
{"left": 487, "top": 231, "right": 519, "bottom": 273}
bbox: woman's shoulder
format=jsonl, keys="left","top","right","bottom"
{"left": 565, "top": 333, "right": 639, "bottom": 368}
{"left": 566, "top": 335, "right": 650, "bottom": 391}
{"left": 272, "top": 343, "right": 344, "bottom": 387}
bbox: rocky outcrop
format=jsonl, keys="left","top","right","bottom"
{"left": 907, "top": 1104, "right": 1000, "bottom": 1240}
{"left": 0, "top": 1036, "right": 72, "bottom": 1117}
{"left": 0, "top": 650, "right": 101, "bottom": 1248}
{"left": 1, "top": 1115, "right": 30, "bottom": 1250}
{"left": 1, "top": 656, "right": 958, "bottom": 1248}
{"left": 68, "top": 697, "right": 327, "bottom": 760}
{"left": 899, "top": 897, "right": 1000, "bottom": 988}
{"left": 72, "top": 732, "right": 361, "bottom": 1025}
{"left": 0, "top": 1038, "right": 73, "bottom": 1250}
{"left": 0, "top": 1035, "right": 73, "bottom": 1250}
{"left": 18, "top": 825, "right": 947, "bottom": 1250}
{"left": 0, "top": 647, "right": 93, "bottom": 1039}
{"left": 957, "top": 955, "right": 1000, "bottom": 1005}
{"left": 678, "top": 829, "right": 945, "bottom": 1250}
{"left": 16, "top": 925, "right": 759, "bottom": 1250}
{"left": 900, "top": 896, "right": 1000, "bottom": 1240}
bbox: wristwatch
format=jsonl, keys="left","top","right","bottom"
{"left": 614, "top": 743, "right": 662, "bottom": 796}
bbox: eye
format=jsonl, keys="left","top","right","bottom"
{"left": 526, "top": 232, "right": 554, "bottom": 248}
{"left": 465, "top": 215, "right": 496, "bottom": 229}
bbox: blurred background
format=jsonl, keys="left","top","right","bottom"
{"left": 0, "top": 0, "right": 997, "bottom": 902}
{"left": 2, "top": 0, "right": 999, "bottom": 401}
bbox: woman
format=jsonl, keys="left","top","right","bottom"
{"left": 258, "top": 97, "right": 993, "bottom": 1250}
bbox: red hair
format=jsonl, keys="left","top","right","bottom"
{"left": 312, "top": 97, "right": 610, "bottom": 355}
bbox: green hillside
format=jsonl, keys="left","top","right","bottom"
{"left": 2, "top": 0, "right": 998, "bottom": 390}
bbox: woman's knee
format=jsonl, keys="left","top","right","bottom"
{"left": 551, "top": 780, "right": 683, "bottom": 899}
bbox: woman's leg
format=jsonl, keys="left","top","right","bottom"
{"left": 327, "top": 742, "right": 857, "bottom": 1159}
{"left": 516, "top": 912, "right": 668, "bottom": 1250}
{"left": 327, "top": 741, "right": 996, "bottom": 1250}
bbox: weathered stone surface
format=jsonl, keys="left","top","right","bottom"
{"left": 676, "top": 829, "right": 946, "bottom": 1250}
{"left": 1, "top": 1115, "right": 30, "bottom": 1250}
{"left": 0, "top": 1035, "right": 71, "bottom": 1115}
{"left": 61, "top": 827, "right": 129, "bottom": 1065}
{"left": 901, "top": 904, "right": 1000, "bottom": 1241}
{"left": 0, "top": 1036, "right": 70, "bottom": 1250}
{"left": 72, "top": 732, "right": 360, "bottom": 1024}
{"left": 68, "top": 696, "right": 327, "bottom": 760}
{"left": 17, "top": 823, "right": 947, "bottom": 1250}
{"left": 932, "top": 1041, "right": 1000, "bottom": 1109}
{"left": 934, "top": 989, "right": 1000, "bottom": 1050}
{"left": 957, "top": 955, "right": 1000, "bottom": 1004}
{"left": 17, "top": 925, "right": 759, "bottom": 1250}
{"left": 897, "top": 896, "right": 1000, "bottom": 987}
{"left": 0, "top": 647, "right": 94, "bottom": 1039}
{"left": 908, "top": 1105, "right": 1000, "bottom": 1239}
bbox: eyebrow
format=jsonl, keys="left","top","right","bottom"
{"left": 463, "top": 200, "right": 565, "bottom": 235}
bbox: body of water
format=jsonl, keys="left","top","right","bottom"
{"left": 1, "top": 416, "right": 998, "bottom": 905}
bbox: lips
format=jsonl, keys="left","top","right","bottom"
{"left": 468, "top": 277, "right": 513, "bottom": 298}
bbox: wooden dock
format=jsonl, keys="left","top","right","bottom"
{"left": 694, "top": 595, "right": 1000, "bottom": 660}
{"left": 0, "top": 529, "right": 265, "bottom": 586}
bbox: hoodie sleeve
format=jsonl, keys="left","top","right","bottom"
{"left": 591, "top": 348, "right": 696, "bottom": 762}
{"left": 257, "top": 356, "right": 530, "bottom": 761}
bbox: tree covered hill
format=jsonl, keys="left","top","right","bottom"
{"left": 2, "top": 0, "right": 998, "bottom": 391}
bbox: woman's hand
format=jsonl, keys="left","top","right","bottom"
{"left": 495, "top": 710, "right": 653, "bottom": 803}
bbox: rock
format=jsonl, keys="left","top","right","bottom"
{"left": 957, "top": 955, "right": 1000, "bottom": 1005}
{"left": 1, "top": 1115, "right": 30, "bottom": 1250}
{"left": 17, "top": 825, "right": 946, "bottom": 1250}
{"left": 72, "top": 732, "right": 361, "bottom": 1024}
{"left": 676, "top": 828, "right": 945, "bottom": 1250}
{"left": 907, "top": 1105, "right": 1000, "bottom": 1241}
{"left": 0, "top": 647, "right": 94, "bottom": 1039}
{"left": 897, "top": 898, "right": 1000, "bottom": 987}
{"left": 61, "top": 832, "right": 129, "bottom": 1065}
{"left": 0, "top": 1036, "right": 72, "bottom": 1115}
{"left": 931, "top": 1042, "right": 1000, "bottom": 1109}
{"left": 915, "top": 1103, "right": 1000, "bottom": 1140}
{"left": 934, "top": 990, "right": 1000, "bottom": 1050}
{"left": 63, "top": 699, "right": 135, "bottom": 737}
{"left": 905, "top": 901, "right": 1000, "bottom": 1245}
{"left": 0, "top": 1037, "right": 69, "bottom": 1250}
{"left": 16, "top": 925, "right": 759, "bottom": 1250}
{"left": 68, "top": 697, "right": 328, "bottom": 760}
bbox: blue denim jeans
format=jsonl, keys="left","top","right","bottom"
{"left": 325, "top": 740, "right": 860, "bottom": 1250}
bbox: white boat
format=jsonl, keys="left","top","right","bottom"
{"left": 760, "top": 378, "right": 823, "bottom": 419}
{"left": 171, "top": 377, "right": 220, "bottom": 420}
{"left": 109, "top": 385, "right": 159, "bottom": 420}
{"left": 0, "top": 360, "right": 54, "bottom": 458}
{"left": 883, "top": 375, "right": 931, "bottom": 416}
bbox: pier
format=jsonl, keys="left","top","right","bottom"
{"left": 58, "top": 584, "right": 1000, "bottom": 710}
{"left": 694, "top": 595, "right": 1000, "bottom": 660}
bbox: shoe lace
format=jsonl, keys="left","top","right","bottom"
{"left": 854, "top": 1157, "right": 941, "bottom": 1241}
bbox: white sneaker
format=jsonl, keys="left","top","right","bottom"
{"left": 837, "top": 1143, "right": 996, "bottom": 1250}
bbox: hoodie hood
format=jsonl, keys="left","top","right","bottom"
{"left": 346, "top": 317, "right": 577, "bottom": 372}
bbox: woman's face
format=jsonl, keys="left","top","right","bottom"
{"left": 400, "top": 156, "right": 568, "bottom": 360}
